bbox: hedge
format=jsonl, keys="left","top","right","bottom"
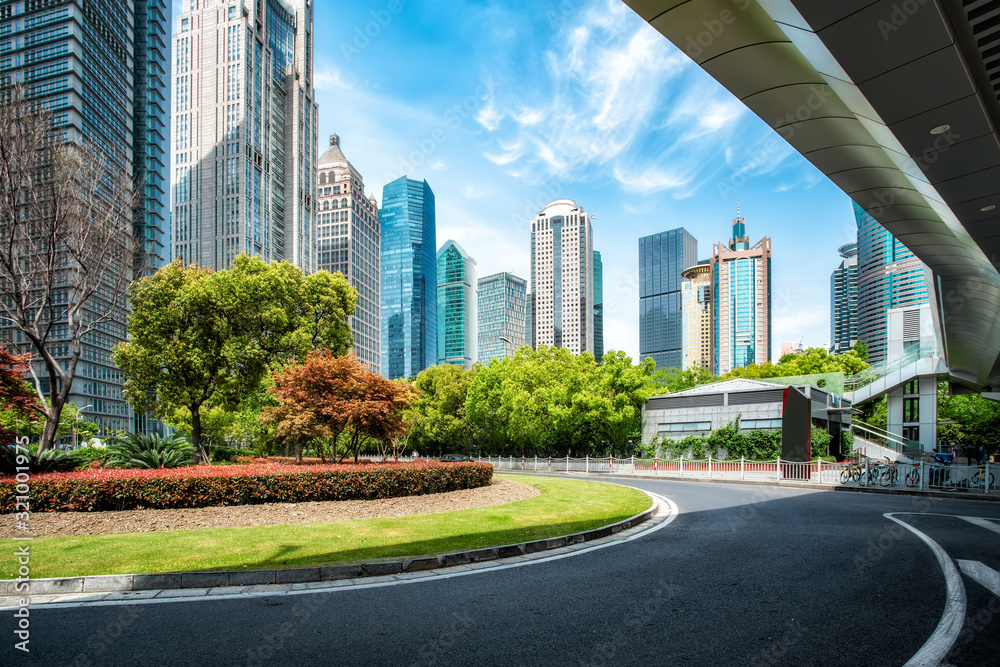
{"left": 0, "top": 461, "right": 493, "bottom": 513}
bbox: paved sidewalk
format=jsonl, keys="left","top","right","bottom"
{"left": 0, "top": 490, "right": 675, "bottom": 610}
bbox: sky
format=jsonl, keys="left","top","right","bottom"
{"left": 177, "top": 0, "right": 861, "bottom": 362}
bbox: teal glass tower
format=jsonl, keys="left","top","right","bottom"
{"left": 639, "top": 228, "right": 699, "bottom": 369}
{"left": 437, "top": 240, "right": 477, "bottom": 369}
{"left": 855, "top": 201, "right": 927, "bottom": 364}
{"left": 478, "top": 272, "right": 527, "bottom": 364}
{"left": 593, "top": 250, "right": 604, "bottom": 364}
{"left": 381, "top": 177, "right": 436, "bottom": 379}
{"left": 830, "top": 242, "right": 859, "bottom": 355}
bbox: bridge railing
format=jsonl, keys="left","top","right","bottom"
{"left": 844, "top": 344, "right": 939, "bottom": 393}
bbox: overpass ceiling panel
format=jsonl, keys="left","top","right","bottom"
{"left": 701, "top": 43, "right": 822, "bottom": 99}
{"left": 966, "top": 214, "right": 1000, "bottom": 235}
{"left": 953, "top": 194, "right": 1000, "bottom": 222}
{"left": 802, "top": 144, "right": 899, "bottom": 173}
{"left": 893, "top": 233, "right": 969, "bottom": 251}
{"left": 858, "top": 48, "right": 977, "bottom": 125}
{"left": 790, "top": 0, "right": 880, "bottom": 31}
{"left": 844, "top": 185, "right": 930, "bottom": 210}
{"left": 742, "top": 84, "right": 855, "bottom": 129}
{"left": 817, "top": 0, "right": 953, "bottom": 84}
{"left": 825, "top": 166, "right": 920, "bottom": 194}
{"left": 899, "top": 132, "right": 1000, "bottom": 185}
{"left": 649, "top": 1, "right": 790, "bottom": 64}
{"left": 888, "top": 95, "right": 994, "bottom": 162}
{"left": 935, "top": 165, "right": 1000, "bottom": 206}
{"left": 624, "top": 0, "right": 687, "bottom": 22}
{"left": 879, "top": 219, "right": 946, "bottom": 237}
{"left": 772, "top": 117, "right": 879, "bottom": 153}
{"left": 856, "top": 204, "right": 935, "bottom": 223}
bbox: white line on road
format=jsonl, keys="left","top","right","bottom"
{"left": 957, "top": 560, "right": 1000, "bottom": 598}
{"left": 884, "top": 513, "right": 967, "bottom": 667}
{"left": 959, "top": 516, "right": 1000, "bottom": 537}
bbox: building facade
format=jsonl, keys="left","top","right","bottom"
{"left": 172, "top": 0, "right": 318, "bottom": 272}
{"left": 855, "top": 201, "right": 928, "bottom": 365}
{"left": 711, "top": 214, "right": 772, "bottom": 375}
{"left": 639, "top": 228, "right": 698, "bottom": 369}
{"left": 0, "top": 0, "right": 169, "bottom": 434}
{"left": 478, "top": 272, "right": 527, "bottom": 364}
{"left": 830, "top": 242, "right": 859, "bottom": 355}
{"left": 316, "top": 134, "right": 380, "bottom": 370}
{"left": 436, "top": 240, "right": 476, "bottom": 369}
{"left": 593, "top": 250, "right": 603, "bottom": 364}
{"left": 524, "top": 292, "right": 532, "bottom": 348}
{"left": 680, "top": 262, "right": 712, "bottom": 370}
{"left": 530, "top": 199, "right": 594, "bottom": 354}
{"left": 381, "top": 176, "right": 436, "bottom": 379}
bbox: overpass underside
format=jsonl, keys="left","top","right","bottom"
{"left": 623, "top": 0, "right": 1000, "bottom": 390}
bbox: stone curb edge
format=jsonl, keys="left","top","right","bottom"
{"left": 1, "top": 488, "right": 659, "bottom": 597}
{"left": 500, "top": 469, "right": 1000, "bottom": 501}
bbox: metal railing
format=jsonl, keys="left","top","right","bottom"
{"left": 849, "top": 421, "right": 922, "bottom": 459}
{"left": 475, "top": 455, "right": 995, "bottom": 494}
{"left": 844, "top": 344, "right": 939, "bottom": 393}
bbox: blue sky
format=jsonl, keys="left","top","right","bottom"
{"left": 177, "top": 0, "right": 860, "bottom": 362}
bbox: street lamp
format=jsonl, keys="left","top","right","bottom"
{"left": 73, "top": 404, "right": 93, "bottom": 450}
{"left": 499, "top": 336, "right": 514, "bottom": 359}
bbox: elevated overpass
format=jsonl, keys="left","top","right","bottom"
{"left": 623, "top": 0, "right": 1000, "bottom": 392}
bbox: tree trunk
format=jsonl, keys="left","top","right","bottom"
{"left": 191, "top": 404, "right": 209, "bottom": 462}
{"left": 294, "top": 438, "right": 303, "bottom": 464}
{"left": 284, "top": 440, "right": 290, "bottom": 457}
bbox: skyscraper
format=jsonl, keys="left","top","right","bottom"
{"left": 639, "top": 228, "right": 698, "bottom": 369}
{"left": 0, "top": 0, "right": 169, "bottom": 434}
{"left": 530, "top": 199, "right": 594, "bottom": 354}
{"left": 680, "top": 262, "right": 712, "bottom": 370}
{"left": 381, "top": 177, "right": 436, "bottom": 379}
{"left": 593, "top": 250, "right": 604, "bottom": 364}
{"left": 855, "top": 201, "right": 928, "bottom": 364}
{"left": 172, "top": 0, "right": 318, "bottom": 271}
{"left": 437, "top": 240, "right": 477, "bottom": 369}
{"left": 316, "top": 135, "right": 380, "bottom": 370}
{"left": 830, "top": 242, "right": 859, "bottom": 355}
{"left": 711, "top": 213, "right": 772, "bottom": 375}
{"left": 524, "top": 292, "right": 532, "bottom": 348}
{"left": 478, "top": 272, "right": 527, "bottom": 364}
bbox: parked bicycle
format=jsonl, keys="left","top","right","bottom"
{"left": 971, "top": 465, "right": 995, "bottom": 491}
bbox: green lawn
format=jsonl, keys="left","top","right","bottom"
{"left": 17, "top": 476, "right": 651, "bottom": 579}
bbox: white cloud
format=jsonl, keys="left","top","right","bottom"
{"left": 462, "top": 185, "right": 487, "bottom": 198}
{"left": 313, "top": 64, "right": 351, "bottom": 91}
{"left": 429, "top": 159, "right": 446, "bottom": 171}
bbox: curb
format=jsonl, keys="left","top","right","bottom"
{"left": 497, "top": 469, "right": 1000, "bottom": 501}
{"left": 1, "top": 490, "right": 658, "bottom": 597}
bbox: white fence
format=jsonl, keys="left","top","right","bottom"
{"left": 475, "top": 456, "right": 997, "bottom": 495}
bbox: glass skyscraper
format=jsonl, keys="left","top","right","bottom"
{"left": 639, "top": 228, "right": 698, "bottom": 370}
{"left": 830, "top": 242, "right": 859, "bottom": 355}
{"left": 381, "top": 177, "right": 436, "bottom": 379}
{"left": 172, "top": 0, "right": 318, "bottom": 271}
{"left": 855, "top": 201, "right": 928, "bottom": 364}
{"left": 0, "top": 0, "right": 169, "bottom": 434}
{"left": 478, "top": 272, "right": 527, "bottom": 364}
{"left": 593, "top": 250, "right": 604, "bottom": 364}
{"left": 711, "top": 215, "right": 772, "bottom": 375}
{"left": 437, "top": 240, "right": 477, "bottom": 369}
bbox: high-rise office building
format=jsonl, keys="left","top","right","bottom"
{"left": 316, "top": 134, "right": 380, "bottom": 370}
{"left": 593, "top": 250, "right": 604, "bottom": 364}
{"left": 478, "top": 272, "right": 527, "bottom": 364}
{"left": 639, "top": 228, "right": 698, "bottom": 369}
{"left": 711, "top": 213, "right": 772, "bottom": 375}
{"left": 381, "top": 176, "right": 436, "bottom": 379}
{"left": 680, "top": 262, "right": 712, "bottom": 370}
{"left": 172, "top": 0, "right": 318, "bottom": 272}
{"left": 524, "top": 292, "right": 532, "bottom": 348}
{"left": 437, "top": 240, "right": 476, "bottom": 369}
{"left": 0, "top": 0, "right": 169, "bottom": 434}
{"left": 830, "top": 242, "right": 859, "bottom": 355}
{"left": 530, "top": 199, "right": 594, "bottom": 354}
{"left": 855, "top": 201, "right": 928, "bottom": 364}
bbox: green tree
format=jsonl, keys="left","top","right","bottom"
{"left": 113, "top": 256, "right": 356, "bottom": 456}
{"left": 405, "top": 364, "right": 477, "bottom": 455}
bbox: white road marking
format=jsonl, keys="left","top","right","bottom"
{"left": 959, "top": 516, "right": 1000, "bottom": 537}
{"left": 885, "top": 513, "right": 967, "bottom": 667}
{"left": 957, "top": 560, "right": 1000, "bottom": 598}
{"left": 5, "top": 491, "right": 680, "bottom": 611}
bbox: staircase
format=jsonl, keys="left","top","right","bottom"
{"left": 844, "top": 345, "right": 947, "bottom": 405}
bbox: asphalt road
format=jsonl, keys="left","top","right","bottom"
{"left": 6, "top": 476, "right": 1000, "bottom": 666}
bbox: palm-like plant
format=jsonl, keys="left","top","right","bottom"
{"left": 107, "top": 433, "right": 195, "bottom": 469}
{"left": 0, "top": 446, "right": 82, "bottom": 475}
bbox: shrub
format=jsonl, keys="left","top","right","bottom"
{"left": 107, "top": 433, "right": 195, "bottom": 469}
{"left": 0, "top": 446, "right": 83, "bottom": 475}
{"left": 72, "top": 446, "right": 110, "bottom": 467}
{"left": 0, "top": 461, "right": 494, "bottom": 512}
{"left": 209, "top": 446, "right": 246, "bottom": 463}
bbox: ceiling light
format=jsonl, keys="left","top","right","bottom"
{"left": 929, "top": 124, "right": 951, "bottom": 135}
{"left": 981, "top": 204, "right": 997, "bottom": 212}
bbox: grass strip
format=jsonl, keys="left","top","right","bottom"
{"left": 15, "top": 476, "right": 651, "bottom": 579}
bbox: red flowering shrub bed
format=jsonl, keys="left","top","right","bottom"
{"left": 0, "top": 462, "right": 493, "bottom": 513}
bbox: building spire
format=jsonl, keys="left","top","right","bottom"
{"left": 737, "top": 200, "right": 740, "bottom": 218}
{"left": 330, "top": 133, "right": 340, "bottom": 147}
